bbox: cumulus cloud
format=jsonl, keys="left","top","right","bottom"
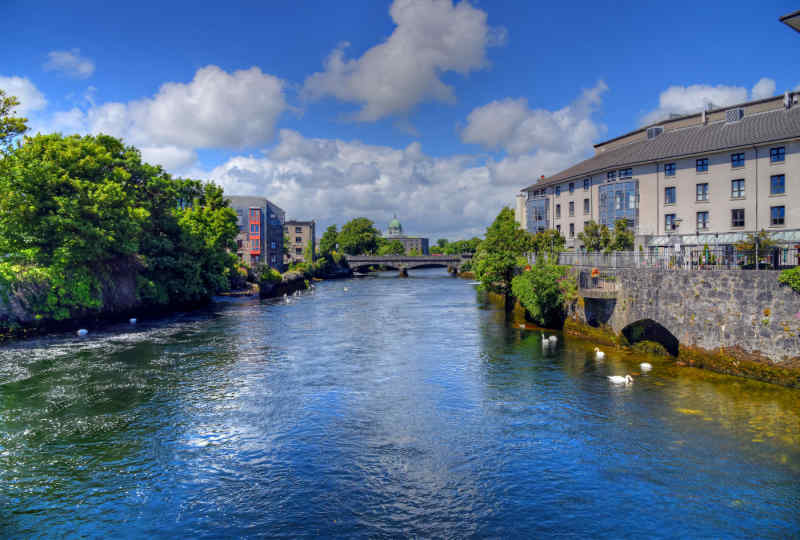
{"left": 35, "top": 65, "right": 288, "bottom": 172}
{"left": 43, "top": 49, "right": 95, "bottom": 79}
{"left": 303, "top": 0, "right": 505, "bottom": 122}
{"left": 462, "top": 82, "right": 608, "bottom": 185}
{"left": 205, "top": 129, "right": 511, "bottom": 239}
{"left": 0, "top": 75, "right": 47, "bottom": 115}
{"left": 643, "top": 78, "right": 778, "bottom": 124}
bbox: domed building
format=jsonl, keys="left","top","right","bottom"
{"left": 384, "top": 215, "right": 429, "bottom": 254}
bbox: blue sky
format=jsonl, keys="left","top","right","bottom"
{"left": 2, "top": 0, "right": 798, "bottom": 239}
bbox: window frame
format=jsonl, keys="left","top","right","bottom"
{"left": 730, "top": 152, "right": 745, "bottom": 168}
{"left": 607, "top": 171, "right": 616, "bottom": 182}
{"left": 770, "top": 174, "right": 785, "bottom": 195}
{"left": 664, "top": 186, "right": 676, "bottom": 205}
{"left": 696, "top": 158, "right": 708, "bottom": 172}
{"left": 555, "top": 204, "right": 561, "bottom": 218}
{"left": 555, "top": 185, "right": 561, "bottom": 196}
{"left": 568, "top": 201, "right": 575, "bottom": 217}
{"left": 771, "top": 206, "right": 785, "bottom": 226}
{"left": 569, "top": 223, "right": 575, "bottom": 238}
{"left": 770, "top": 146, "right": 785, "bottom": 163}
{"left": 696, "top": 211, "right": 709, "bottom": 230}
{"left": 569, "top": 182, "right": 575, "bottom": 194}
{"left": 583, "top": 178, "right": 590, "bottom": 191}
{"left": 665, "top": 213, "right": 676, "bottom": 231}
{"left": 619, "top": 168, "right": 632, "bottom": 178}
{"left": 583, "top": 198, "right": 590, "bottom": 214}
{"left": 664, "top": 163, "right": 676, "bottom": 177}
{"left": 696, "top": 182, "right": 709, "bottom": 201}
{"left": 731, "top": 179, "right": 745, "bottom": 199}
{"left": 731, "top": 208, "right": 745, "bottom": 228}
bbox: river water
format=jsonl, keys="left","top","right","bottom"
{"left": 1, "top": 269, "right": 798, "bottom": 538}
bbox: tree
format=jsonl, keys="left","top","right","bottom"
{"left": 735, "top": 229, "right": 775, "bottom": 251}
{"left": 0, "top": 89, "right": 28, "bottom": 151}
{"left": 472, "top": 207, "right": 532, "bottom": 295}
{"left": 609, "top": 219, "right": 635, "bottom": 251}
{"left": 337, "top": 217, "right": 381, "bottom": 255}
{"left": 436, "top": 238, "right": 449, "bottom": 248}
{"left": 443, "top": 237, "right": 481, "bottom": 255}
{"left": 511, "top": 263, "right": 575, "bottom": 327}
{"left": 378, "top": 239, "right": 405, "bottom": 255}
{"left": 577, "top": 221, "right": 611, "bottom": 253}
{"left": 430, "top": 245, "right": 443, "bottom": 254}
{"left": 319, "top": 225, "right": 338, "bottom": 258}
{"left": 530, "top": 229, "right": 566, "bottom": 261}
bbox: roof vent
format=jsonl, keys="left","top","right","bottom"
{"left": 725, "top": 108, "right": 744, "bottom": 123}
{"left": 646, "top": 126, "right": 664, "bottom": 139}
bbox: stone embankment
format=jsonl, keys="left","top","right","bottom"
{"left": 569, "top": 269, "right": 800, "bottom": 387}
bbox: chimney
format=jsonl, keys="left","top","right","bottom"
{"left": 785, "top": 91, "right": 791, "bottom": 109}
{"left": 702, "top": 110, "right": 707, "bottom": 124}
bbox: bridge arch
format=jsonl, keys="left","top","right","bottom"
{"left": 621, "top": 319, "right": 679, "bottom": 357}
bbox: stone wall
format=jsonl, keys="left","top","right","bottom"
{"left": 574, "top": 269, "right": 800, "bottom": 365}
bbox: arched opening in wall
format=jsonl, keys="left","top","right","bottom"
{"left": 621, "top": 319, "right": 680, "bottom": 357}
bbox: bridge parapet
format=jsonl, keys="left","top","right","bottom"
{"left": 344, "top": 254, "right": 470, "bottom": 273}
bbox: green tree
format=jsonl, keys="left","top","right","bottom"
{"left": 577, "top": 220, "right": 611, "bottom": 253}
{"left": 735, "top": 229, "right": 775, "bottom": 251}
{"left": 337, "top": 217, "right": 381, "bottom": 255}
{"left": 430, "top": 245, "right": 443, "bottom": 254}
{"left": 319, "top": 224, "right": 338, "bottom": 258}
{"left": 377, "top": 239, "right": 405, "bottom": 255}
{"left": 530, "top": 229, "right": 566, "bottom": 261}
{"left": 436, "top": 238, "right": 449, "bottom": 248}
{"left": 443, "top": 237, "right": 482, "bottom": 255}
{"left": 609, "top": 219, "right": 635, "bottom": 251}
{"left": 0, "top": 89, "right": 28, "bottom": 151}
{"left": 472, "top": 207, "right": 532, "bottom": 295}
{"left": 511, "top": 263, "right": 576, "bottom": 327}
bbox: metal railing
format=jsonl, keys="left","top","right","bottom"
{"left": 578, "top": 269, "right": 619, "bottom": 293}
{"left": 555, "top": 247, "right": 800, "bottom": 271}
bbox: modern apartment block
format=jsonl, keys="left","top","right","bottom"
{"left": 226, "top": 196, "right": 285, "bottom": 270}
{"left": 284, "top": 220, "right": 316, "bottom": 266}
{"left": 519, "top": 91, "right": 800, "bottom": 255}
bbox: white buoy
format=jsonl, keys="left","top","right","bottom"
{"left": 129, "top": 318, "right": 137, "bottom": 324}
{"left": 640, "top": 362, "right": 652, "bottom": 371}
{"left": 77, "top": 329, "right": 88, "bottom": 337}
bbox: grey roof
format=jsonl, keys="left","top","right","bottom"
{"left": 524, "top": 105, "right": 800, "bottom": 191}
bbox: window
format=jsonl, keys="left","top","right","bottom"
{"left": 270, "top": 241, "right": 277, "bottom": 249}
{"left": 731, "top": 179, "right": 744, "bottom": 198}
{"left": 237, "top": 239, "right": 243, "bottom": 249}
{"left": 569, "top": 223, "right": 575, "bottom": 238}
{"left": 664, "top": 163, "right": 676, "bottom": 177}
{"left": 619, "top": 168, "right": 632, "bottom": 178}
{"left": 583, "top": 198, "right": 590, "bottom": 214}
{"left": 555, "top": 204, "right": 561, "bottom": 218}
{"left": 770, "top": 147, "right": 785, "bottom": 163}
{"left": 665, "top": 214, "right": 676, "bottom": 231}
{"left": 771, "top": 174, "right": 785, "bottom": 195}
{"left": 731, "top": 209, "right": 745, "bottom": 228}
{"left": 696, "top": 183, "right": 709, "bottom": 201}
{"left": 607, "top": 171, "right": 616, "bottom": 182}
{"left": 295, "top": 247, "right": 302, "bottom": 254}
{"left": 251, "top": 239, "right": 259, "bottom": 249}
{"left": 555, "top": 185, "right": 561, "bottom": 196}
{"left": 250, "top": 223, "right": 260, "bottom": 233}
{"left": 569, "top": 182, "right": 575, "bottom": 193}
{"left": 731, "top": 152, "right": 745, "bottom": 168}
{"left": 271, "top": 256, "right": 277, "bottom": 265}
{"left": 664, "top": 186, "right": 676, "bottom": 204}
{"left": 295, "top": 227, "right": 302, "bottom": 233}
{"left": 295, "top": 237, "right": 302, "bottom": 243}
{"left": 696, "top": 211, "right": 709, "bottom": 230}
{"left": 584, "top": 178, "right": 590, "bottom": 190}
{"left": 771, "top": 206, "right": 785, "bottom": 226}
{"left": 569, "top": 201, "right": 575, "bottom": 217}
{"left": 556, "top": 224, "right": 560, "bottom": 233}
{"left": 696, "top": 158, "right": 708, "bottom": 172}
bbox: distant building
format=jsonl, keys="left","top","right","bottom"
{"left": 514, "top": 193, "right": 527, "bottom": 230}
{"left": 384, "top": 215, "right": 429, "bottom": 254}
{"left": 226, "top": 196, "right": 285, "bottom": 270}
{"left": 284, "top": 220, "right": 316, "bottom": 266}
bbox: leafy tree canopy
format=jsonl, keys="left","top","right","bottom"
{"left": 0, "top": 89, "right": 28, "bottom": 151}
{"left": 472, "top": 207, "right": 532, "bottom": 294}
{"left": 377, "top": 239, "right": 405, "bottom": 255}
{"left": 530, "top": 229, "right": 566, "bottom": 261}
{"left": 578, "top": 219, "right": 634, "bottom": 253}
{"left": 337, "top": 217, "right": 381, "bottom": 255}
{"left": 319, "top": 224, "right": 338, "bottom": 258}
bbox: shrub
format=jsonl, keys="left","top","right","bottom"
{"left": 511, "top": 263, "right": 576, "bottom": 326}
{"left": 778, "top": 267, "right": 800, "bottom": 293}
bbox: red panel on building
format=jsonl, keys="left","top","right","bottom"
{"left": 249, "top": 208, "right": 261, "bottom": 255}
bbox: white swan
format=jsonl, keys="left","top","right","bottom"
{"left": 77, "top": 329, "right": 88, "bottom": 337}
{"left": 594, "top": 347, "right": 605, "bottom": 359}
{"left": 608, "top": 374, "right": 633, "bottom": 384}
{"left": 548, "top": 335, "right": 558, "bottom": 344}
{"left": 640, "top": 362, "right": 652, "bottom": 371}
{"left": 343, "top": 287, "right": 349, "bottom": 292}
{"left": 129, "top": 318, "right": 137, "bottom": 325}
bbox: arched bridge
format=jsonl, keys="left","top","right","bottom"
{"left": 344, "top": 254, "right": 471, "bottom": 276}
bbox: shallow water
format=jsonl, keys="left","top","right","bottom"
{"left": 1, "top": 269, "right": 798, "bottom": 538}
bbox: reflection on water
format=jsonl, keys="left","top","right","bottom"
{"left": 1, "top": 268, "right": 798, "bottom": 538}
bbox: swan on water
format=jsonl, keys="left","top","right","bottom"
{"left": 594, "top": 347, "right": 605, "bottom": 359}
{"left": 129, "top": 318, "right": 137, "bottom": 324}
{"left": 548, "top": 335, "right": 558, "bottom": 344}
{"left": 77, "top": 329, "right": 88, "bottom": 337}
{"left": 640, "top": 362, "right": 652, "bottom": 371}
{"left": 607, "top": 374, "right": 633, "bottom": 384}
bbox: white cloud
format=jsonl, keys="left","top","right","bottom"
{"left": 303, "top": 0, "right": 505, "bottom": 122}
{"left": 205, "top": 129, "right": 512, "bottom": 239}
{"left": 643, "top": 78, "right": 779, "bottom": 124}
{"left": 751, "top": 77, "right": 776, "bottom": 100}
{"left": 36, "top": 65, "right": 288, "bottom": 173}
{"left": 462, "top": 82, "right": 608, "bottom": 185}
{"left": 0, "top": 76, "right": 47, "bottom": 115}
{"left": 43, "top": 49, "right": 95, "bottom": 79}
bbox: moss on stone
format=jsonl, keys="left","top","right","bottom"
{"left": 631, "top": 340, "right": 669, "bottom": 356}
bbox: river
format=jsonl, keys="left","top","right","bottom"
{"left": 1, "top": 268, "right": 798, "bottom": 538}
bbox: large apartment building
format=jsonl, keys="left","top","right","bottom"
{"left": 519, "top": 91, "right": 800, "bottom": 256}
{"left": 284, "top": 220, "right": 316, "bottom": 266}
{"left": 226, "top": 196, "right": 285, "bottom": 270}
